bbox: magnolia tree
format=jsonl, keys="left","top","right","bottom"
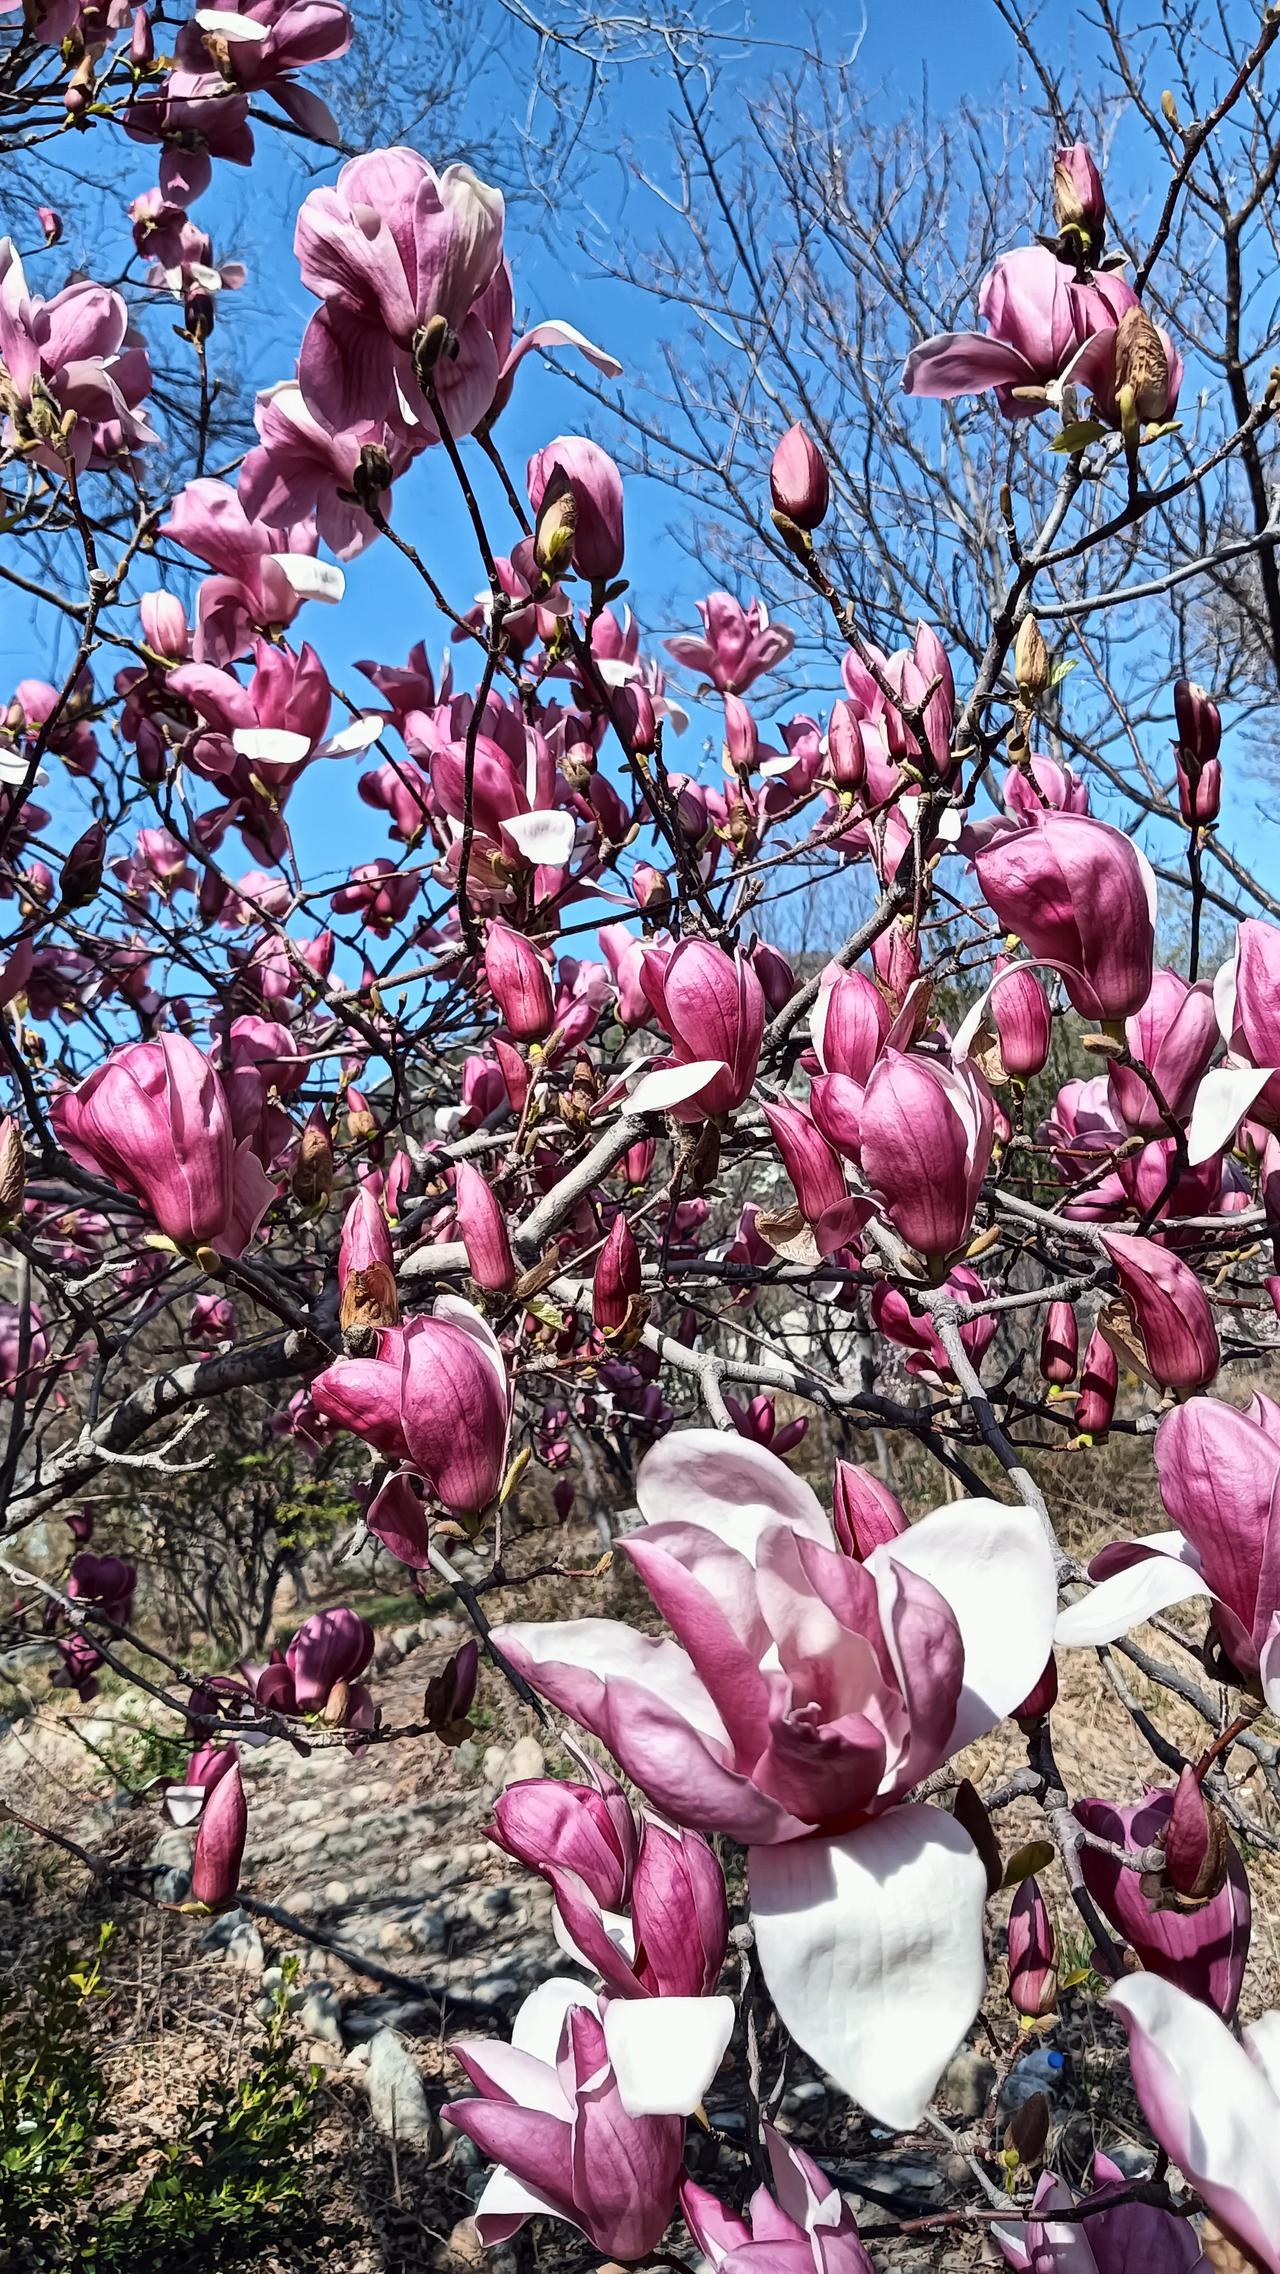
{"left": 4, "top": 3, "right": 1280, "bottom": 2266}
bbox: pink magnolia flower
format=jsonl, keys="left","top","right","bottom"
{"left": 1003, "top": 753, "right": 1091, "bottom": 821}
{"left": 331, "top": 858, "right": 421, "bottom": 935}
{"left": 1107, "top": 968, "right": 1219, "bottom": 1133}
{"left": 993, "top": 2147, "right": 1208, "bottom": 2273}
{"left": 51, "top": 1033, "right": 274, "bottom": 1258}
{"left": 832, "top": 1463, "right": 908, "bottom": 1559}
{"left": 526, "top": 435, "right": 625, "bottom": 582}
{"left": 665, "top": 595, "right": 795, "bottom": 695}
{"left": 809, "top": 961, "right": 891, "bottom": 1081}
{"left": 187, "top": 1292, "right": 238, "bottom": 1348}
{"left": 163, "top": 479, "right": 343, "bottom": 665}
{"left": 770, "top": 423, "right": 830, "bottom": 530}
{"left": 724, "top": 1391, "right": 809, "bottom": 1460}
{"left": 859, "top": 1050, "right": 994, "bottom": 1261}
{"left": 67, "top": 1552, "right": 136, "bottom": 1625}
{"left": 1109, "top": 1974, "right": 1280, "bottom": 2272}
{"left": 634, "top": 939, "right": 765, "bottom": 1120}
{"left": 975, "top": 811, "right": 1157, "bottom": 1022}
{"left": 442, "top": 1980, "right": 706, "bottom": 2252}
{"left": 191, "top": 1755, "right": 248, "bottom": 1908}
{"left": 1056, "top": 1393, "right": 1280, "bottom": 1708}
{"left": 0, "top": 239, "right": 156, "bottom": 473}
{"left": 123, "top": 72, "right": 254, "bottom": 206}
{"left": 1074, "top": 1788, "right": 1250, "bottom": 2020}
{"left": 870, "top": 1264, "right": 998, "bottom": 1384}
{"left": 1098, "top": 1229, "right": 1219, "bottom": 1393}
{"left": 495, "top": 1431, "right": 1057, "bottom": 2127}
{"left": 285, "top": 1606, "right": 374, "bottom": 1711}
{"left": 239, "top": 381, "right": 414, "bottom": 560}
{"left": 176, "top": 0, "right": 351, "bottom": 104}
{"left": 902, "top": 245, "right": 1139, "bottom": 417}
{"left": 683, "top": 2124, "right": 875, "bottom": 2274}
{"left": 293, "top": 149, "right": 506, "bottom": 436}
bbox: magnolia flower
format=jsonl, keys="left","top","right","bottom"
{"left": 665, "top": 594, "right": 795, "bottom": 695}
{"left": 0, "top": 238, "right": 156, "bottom": 473}
{"left": 683, "top": 2123, "right": 875, "bottom": 2274}
{"left": 1110, "top": 1974, "right": 1280, "bottom": 2272}
{"left": 442, "top": 1978, "right": 723, "bottom": 2253}
{"left": 976, "top": 811, "right": 1157, "bottom": 1022}
{"left": 239, "top": 381, "right": 414, "bottom": 560}
{"left": 993, "top": 2148, "right": 1208, "bottom": 2273}
{"left": 903, "top": 245, "right": 1139, "bottom": 417}
{"left": 163, "top": 479, "right": 344, "bottom": 666}
{"left": 495, "top": 1431, "right": 1057, "bottom": 2127}
{"left": 1055, "top": 1393, "right": 1280, "bottom": 1708}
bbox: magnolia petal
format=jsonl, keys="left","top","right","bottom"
{"left": 268, "top": 553, "right": 346, "bottom": 604}
{"left": 231, "top": 726, "right": 311, "bottom": 769}
{"left": 194, "top": 6, "right": 270, "bottom": 33}
{"left": 1109, "top": 1973, "right": 1280, "bottom": 2273}
{"left": 1260, "top": 1611, "right": 1280, "bottom": 1718}
{"left": 1054, "top": 1550, "right": 1212, "bottom": 1647}
{"left": 602, "top": 1993, "right": 735, "bottom": 2117}
{"left": 502, "top": 809, "right": 577, "bottom": 866}
{"left": 871, "top": 1500, "right": 1057, "bottom": 1750}
{"left": 628, "top": 1059, "right": 726, "bottom": 1114}
{"left": 1187, "top": 1062, "right": 1272, "bottom": 1167}
{"left": 472, "top": 2161, "right": 566, "bottom": 2246}
{"left": 164, "top": 1784, "right": 207, "bottom": 1828}
{"left": 749, "top": 1806, "right": 988, "bottom": 2131}
{"left": 636, "top": 1428, "right": 833, "bottom": 1556}
{"left": 313, "top": 714, "right": 384, "bottom": 760}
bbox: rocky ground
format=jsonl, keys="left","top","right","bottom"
{"left": 5, "top": 1516, "right": 1280, "bottom": 2272}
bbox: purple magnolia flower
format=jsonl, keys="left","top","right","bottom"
{"left": 239, "top": 381, "right": 414, "bottom": 560}
{"left": 903, "top": 244, "right": 1139, "bottom": 417}
{"left": 1074, "top": 1787, "right": 1251, "bottom": 2020}
{"left": 683, "top": 2124, "right": 875, "bottom": 2274}
{"left": 163, "top": 479, "right": 344, "bottom": 665}
{"left": 495, "top": 1430, "right": 1056, "bottom": 2129}
{"left": 665, "top": 594, "right": 795, "bottom": 694}
{"left": 442, "top": 1979, "right": 725, "bottom": 2252}
{"left": 993, "top": 2148, "right": 1208, "bottom": 2272}
{"left": 0, "top": 240, "right": 156, "bottom": 473}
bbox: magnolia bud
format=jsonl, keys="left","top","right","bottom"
{"left": 593, "top": 1214, "right": 642, "bottom": 1333}
{"left": 1114, "top": 305, "right": 1173, "bottom": 425}
{"left": 1173, "top": 678, "right": 1222, "bottom": 827}
{"left": 454, "top": 1159, "right": 517, "bottom": 1292}
{"left": 0, "top": 1116, "right": 25, "bottom": 1226}
{"left": 832, "top": 1461, "right": 908, "bottom": 1558}
{"left": 827, "top": 699, "right": 865, "bottom": 793}
{"left": 1006, "top": 2090, "right": 1050, "bottom": 2169}
{"left": 1014, "top": 615, "right": 1050, "bottom": 701}
{"left": 1039, "top": 1300, "right": 1078, "bottom": 1387}
{"left": 484, "top": 922, "right": 555, "bottom": 1042}
{"left": 37, "top": 206, "right": 62, "bottom": 247}
{"left": 292, "top": 1106, "right": 334, "bottom": 1208}
{"left": 60, "top": 820, "right": 106, "bottom": 908}
{"left": 1008, "top": 1875, "right": 1058, "bottom": 2018}
{"left": 615, "top": 684, "right": 657, "bottom": 756}
{"left": 424, "top": 1638, "right": 479, "bottom": 1744}
{"left": 552, "top": 1478, "right": 575, "bottom": 1521}
{"left": 1164, "top": 1766, "right": 1229, "bottom": 1903}
{"left": 1052, "top": 142, "right": 1105, "bottom": 250}
{"left": 345, "top": 1083, "right": 377, "bottom": 1143}
{"left": 190, "top": 1757, "right": 247, "bottom": 1909}
{"left": 1075, "top": 1327, "right": 1118, "bottom": 1437}
{"left": 533, "top": 471, "right": 577, "bottom": 580}
{"left": 769, "top": 422, "right": 829, "bottom": 531}
{"left": 130, "top": 5, "right": 153, "bottom": 65}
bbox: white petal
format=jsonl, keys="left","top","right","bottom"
{"left": 1187, "top": 1062, "right": 1271, "bottom": 1166}
{"left": 637, "top": 1428, "right": 833, "bottom": 1556}
{"left": 164, "top": 1785, "right": 206, "bottom": 1828}
{"left": 550, "top": 1901, "right": 635, "bottom": 1976}
{"left": 603, "top": 1993, "right": 735, "bottom": 2116}
{"left": 0, "top": 751, "right": 46, "bottom": 786}
{"left": 1213, "top": 944, "right": 1238, "bottom": 1043}
{"left": 1109, "top": 1973, "right": 1280, "bottom": 2273}
{"left": 510, "top": 1976, "right": 595, "bottom": 2064}
{"left": 1260, "top": 1610, "right": 1280, "bottom": 1718}
{"left": 749, "top": 1807, "right": 988, "bottom": 2131}
{"left": 1054, "top": 1546, "right": 1211, "bottom": 1648}
{"left": 195, "top": 7, "right": 269, "bottom": 35}
{"left": 313, "top": 714, "right": 384, "bottom": 760}
{"left": 231, "top": 726, "right": 311, "bottom": 769}
{"left": 502, "top": 809, "right": 577, "bottom": 866}
{"left": 472, "top": 2162, "right": 565, "bottom": 2246}
{"left": 871, "top": 1500, "right": 1057, "bottom": 1751}
{"left": 628, "top": 1058, "right": 726, "bottom": 1113}
{"left": 268, "top": 553, "right": 346, "bottom": 604}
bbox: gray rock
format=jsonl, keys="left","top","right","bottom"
{"left": 151, "top": 1865, "right": 190, "bottom": 1904}
{"left": 299, "top": 1981, "right": 345, "bottom": 2046}
{"left": 469, "top": 1972, "right": 520, "bottom": 2008}
{"left": 148, "top": 1826, "right": 194, "bottom": 1872}
{"left": 223, "top": 1919, "right": 265, "bottom": 1975}
{"left": 940, "top": 2046, "right": 996, "bottom": 2121}
{"left": 409, "top": 1905, "right": 449, "bottom": 1953}
{"left": 366, "top": 2028, "right": 436, "bottom": 2146}
{"left": 342, "top": 1993, "right": 437, "bottom": 2041}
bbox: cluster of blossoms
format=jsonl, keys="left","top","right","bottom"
{"left": 3, "top": 24, "right": 1280, "bottom": 2261}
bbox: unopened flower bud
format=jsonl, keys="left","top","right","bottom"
{"left": 130, "top": 6, "right": 154, "bottom": 66}
{"left": 292, "top": 1106, "right": 334, "bottom": 1209}
{"left": 552, "top": 1477, "right": 575, "bottom": 1522}
{"left": 484, "top": 922, "right": 555, "bottom": 1042}
{"left": 190, "top": 1756, "right": 247, "bottom": 1909}
{"left": 37, "top": 206, "right": 62, "bottom": 247}
{"left": 1164, "top": 1766, "right": 1230, "bottom": 1903}
{"left": 832, "top": 1461, "right": 908, "bottom": 1559}
{"left": 424, "top": 1638, "right": 479, "bottom": 1744}
{"left": 1075, "top": 1326, "right": 1118, "bottom": 1437}
{"left": 345, "top": 1083, "right": 377, "bottom": 1143}
{"left": 594, "top": 1213, "right": 642, "bottom": 1333}
{"left": 616, "top": 683, "right": 657, "bottom": 756}
{"left": 1040, "top": 1299, "right": 1078, "bottom": 1388}
{"left": 1173, "top": 677, "right": 1222, "bottom": 827}
{"left": 533, "top": 471, "right": 578, "bottom": 580}
{"left": 1114, "top": 305, "right": 1173, "bottom": 426}
{"left": 769, "top": 422, "right": 829, "bottom": 531}
{"left": 1008, "top": 1875, "right": 1058, "bottom": 2018}
{"left": 827, "top": 699, "right": 865, "bottom": 793}
{"left": 454, "top": 1159, "right": 517, "bottom": 1292}
{"left": 1052, "top": 141, "right": 1106, "bottom": 252}
{"left": 0, "top": 1116, "right": 24, "bottom": 1225}
{"left": 59, "top": 820, "right": 106, "bottom": 908}
{"left": 1014, "top": 615, "right": 1050, "bottom": 701}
